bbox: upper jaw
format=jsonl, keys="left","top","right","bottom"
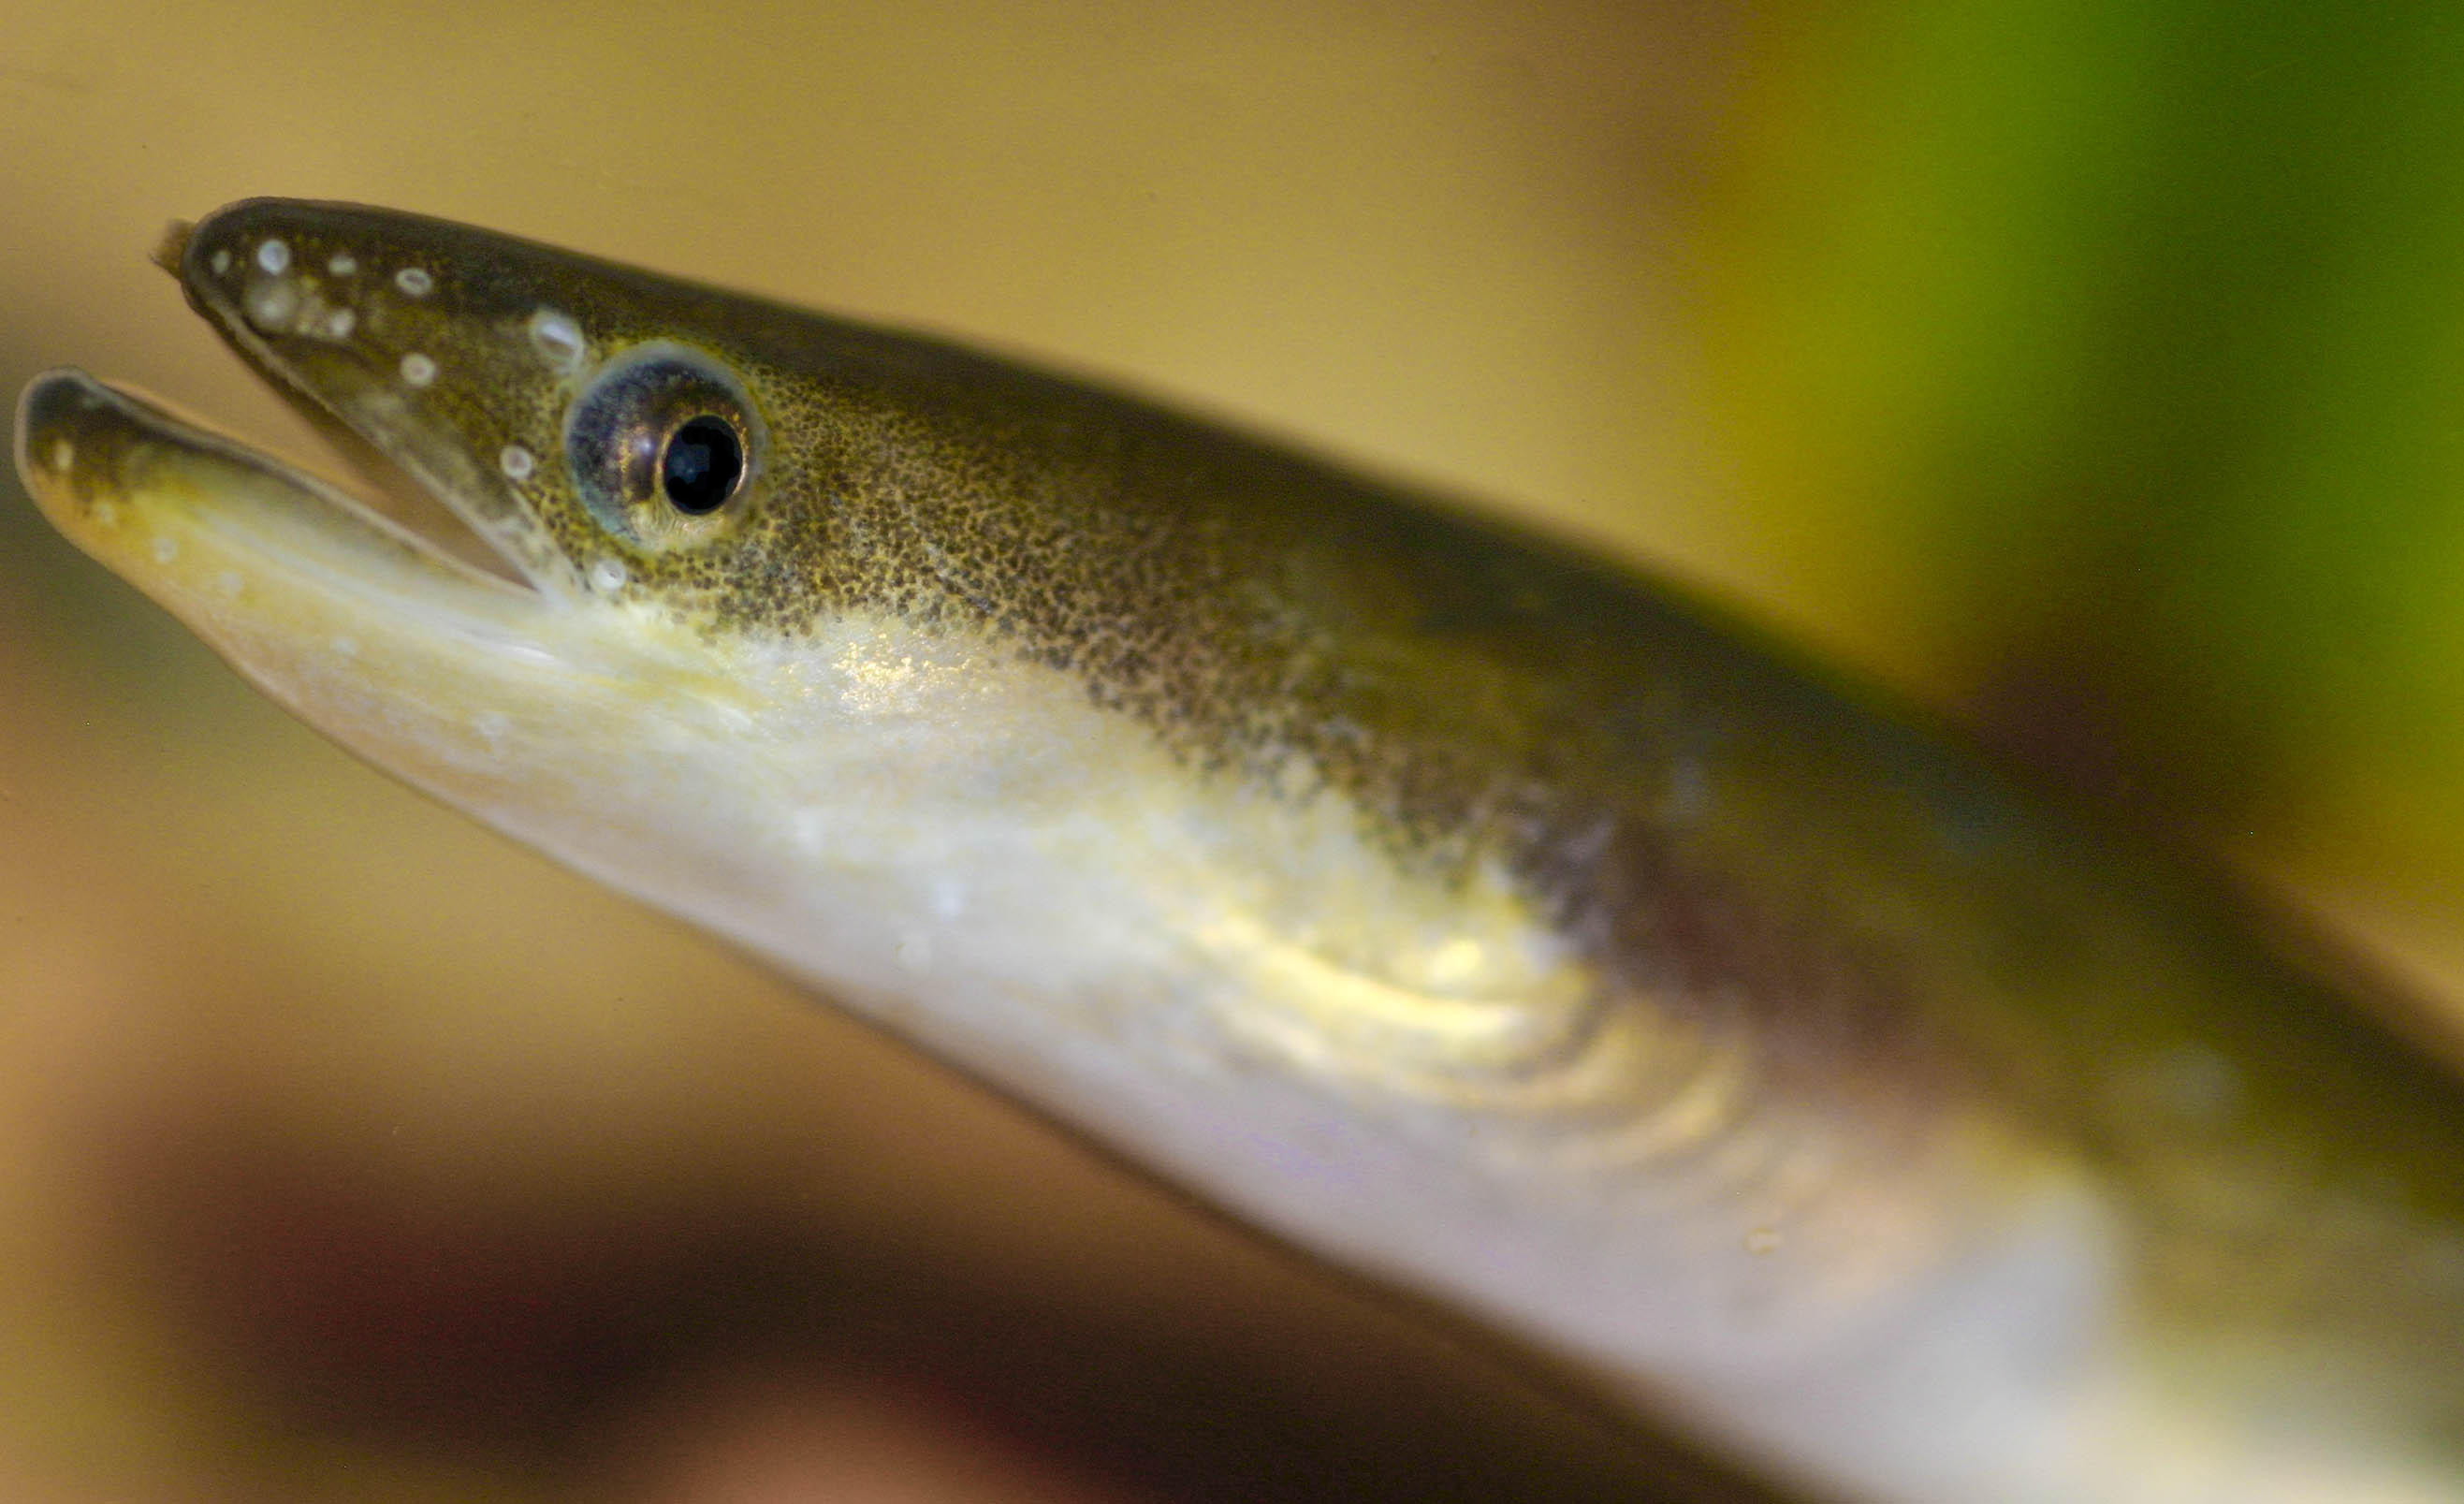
{"left": 166, "top": 197, "right": 589, "bottom": 599}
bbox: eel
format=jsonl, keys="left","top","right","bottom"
{"left": 15, "top": 198, "right": 2464, "bottom": 1503}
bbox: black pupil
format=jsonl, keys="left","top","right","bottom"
{"left": 662, "top": 416, "right": 742, "bottom": 514}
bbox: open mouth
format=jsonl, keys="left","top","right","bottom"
{"left": 13, "top": 202, "right": 578, "bottom": 635}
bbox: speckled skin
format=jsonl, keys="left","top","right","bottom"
{"left": 26, "top": 199, "right": 2464, "bottom": 1501}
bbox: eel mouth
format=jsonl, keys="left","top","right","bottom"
{"left": 12, "top": 202, "right": 749, "bottom": 781}
{"left": 14, "top": 204, "right": 585, "bottom": 643}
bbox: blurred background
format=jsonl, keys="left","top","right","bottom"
{"left": 3, "top": 2, "right": 2462, "bottom": 1500}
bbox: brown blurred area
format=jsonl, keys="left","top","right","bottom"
{"left": 0, "top": 3, "right": 1801, "bottom": 1501}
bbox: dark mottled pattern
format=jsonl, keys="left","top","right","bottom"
{"left": 175, "top": 201, "right": 2464, "bottom": 1428}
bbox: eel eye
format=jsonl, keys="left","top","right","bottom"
{"left": 662, "top": 416, "right": 744, "bottom": 515}
{"left": 564, "top": 342, "right": 763, "bottom": 541}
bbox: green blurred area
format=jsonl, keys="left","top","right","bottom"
{"left": 6, "top": 1, "right": 2464, "bottom": 1501}
{"left": 1703, "top": 0, "right": 2464, "bottom": 949}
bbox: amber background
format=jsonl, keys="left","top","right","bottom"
{"left": 2, "top": 3, "right": 2460, "bottom": 1502}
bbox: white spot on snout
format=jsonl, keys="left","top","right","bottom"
{"left": 394, "top": 266, "right": 433, "bottom": 297}
{"left": 255, "top": 239, "right": 290, "bottom": 274}
{"left": 328, "top": 253, "right": 357, "bottom": 276}
{"left": 151, "top": 536, "right": 178, "bottom": 563}
{"left": 527, "top": 308, "right": 586, "bottom": 372}
{"left": 322, "top": 308, "right": 357, "bottom": 340}
{"left": 208, "top": 248, "right": 231, "bottom": 276}
{"left": 243, "top": 278, "right": 301, "bottom": 332}
{"left": 589, "top": 557, "right": 628, "bottom": 591}
{"left": 399, "top": 352, "right": 437, "bottom": 387}
{"left": 499, "top": 445, "right": 535, "bottom": 481}
{"left": 48, "top": 438, "right": 71, "bottom": 472}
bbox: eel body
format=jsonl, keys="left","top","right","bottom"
{"left": 17, "top": 200, "right": 2464, "bottom": 1503}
